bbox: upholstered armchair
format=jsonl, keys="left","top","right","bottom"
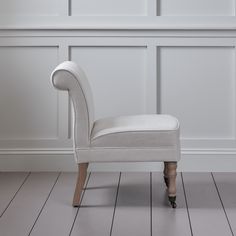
{"left": 51, "top": 61, "right": 180, "bottom": 208}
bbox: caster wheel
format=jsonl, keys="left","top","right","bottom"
{"left": 164, "top": 176, "right": 169, "bottom": 187}
{"left": 168, "top": 196, "right": 177, "bottom": 208}
{"left": 170, "top": 201, "right": 177, "bottom": 208}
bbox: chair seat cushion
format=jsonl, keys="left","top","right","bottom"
{"left": 90, "top": 115, "right": 179, "bottom": 148}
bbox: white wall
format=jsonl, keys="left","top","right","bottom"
{"left": 0, "top": 0, "right": 236, "bottom": 171}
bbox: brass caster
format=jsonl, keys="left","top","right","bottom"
{"left": 164, "top": 176, "right": 169, "bottom": 187}
{"left": 168, "top": 196, "right": 177, "bottom": 208}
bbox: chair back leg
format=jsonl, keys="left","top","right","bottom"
{"left": 164, "top": 162, "right": 177, "bottom": 208}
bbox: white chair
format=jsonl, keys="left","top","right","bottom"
{"left": 51, "top": 61, "right": 181, "bottom": 208}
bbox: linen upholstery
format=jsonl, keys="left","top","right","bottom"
{"left": 91, "top": 114, "right": 179, "bottom": 147}
{"left": 51, "top": 61, "right": 180, "bottom": 164}
{"left": 51, "top": 61, "right": 94, "bottom": 147}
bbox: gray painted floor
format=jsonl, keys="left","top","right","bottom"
{"left": 0, "top": 172, "right": 235, "bottom": 236}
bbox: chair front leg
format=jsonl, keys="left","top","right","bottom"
{"left": 164, "top": 162, "right": 177, "bottom": 208}
{"left": 73, "top": 163, "right": 88, "bottom": 207}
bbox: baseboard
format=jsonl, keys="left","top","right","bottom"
{"left": 0, "top": 150, "right": 236, "bottom": 172}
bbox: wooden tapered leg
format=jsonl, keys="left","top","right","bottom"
{"left": 165, "top": 162, "right": 177, "bottom": 208}
{"left": 73, "top": 163, "right": 88, "bottom": 207}
{"left": 163, "top": 162, "right": 169, "bottom": 187}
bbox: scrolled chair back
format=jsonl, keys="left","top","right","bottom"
{"left": 51, "top": 61, "right": 94, "bottom": 147}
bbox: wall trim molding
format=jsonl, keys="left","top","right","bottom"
{"left": 0, "top": 149, "right": 236, "bottom": 172}
{"left": 2, "top": 30, "right": 236, "bottom": 39}
{"left": 1, "top": 148, "right": 236, "bottom": 155}
{"left": 0, "top": 149, "right": 74, "bottom": 155}
{"left": 0, "top": 16, "right": 236, "bottom": 30}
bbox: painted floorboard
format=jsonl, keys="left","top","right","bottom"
{"left": 0, "top": 172, "right": 235, "bottom": 236}
{"left": 70, "top": 172, "right": 120, "bottom": 236}
{"left": 152, "top": 172, "right": 191, "bottom": 236}
{"left": 29, "top": 172, "right": 78, "bottom": 236}
{"left": 0, "top": 172, "right": 59, "bottom": 236}
{"left": 0, "top": 172, "right": 29, "bottom": 217}
{"left": 111, "top": 172, "right": 151, "bottom": 236}
{"left": 213, "top": 172, "right": 236, "bottom": 235}
{"left": 182, "top": 173, "right": 232, "bottom": 236}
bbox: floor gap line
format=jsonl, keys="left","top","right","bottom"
{"left": 181, "top": 172, "right": 194, "bottom": 236}
{"left": 150, "top": 172, "right": 152, "bottom": 236}
{"left": 211, "top": 172, "right": 234, "bottom": 236}
{"left": 0, "top": 172, "right": 31, "bottom": 218}
{"left": 28, "top": 172, "right": 61, "bottom": 236}
{"left": 110, "top": 172, "right": 121, "bottom": 236}
{"left": 69, "top": 171, "right": 91, "bottom": 236}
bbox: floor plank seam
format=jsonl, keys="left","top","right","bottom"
{"left": 211, "top": 173, "right": 235, "bottom": 236}
{"left": 109, "top": 172, "right": 121, "bottom": 236}
{"left": 0, "top": 172, "right": 31, "bottom": 218}
{"left": 181, "top": 172, "right": 194, "bottom": 236}
{"left": 69, "top": 172, "right": 91, "bottom": 236}
{"left": 150, "top": 172, "right": 152, "bottom": 236}
{"left": 28, "top": 172, "right": 61, "bottom": 236}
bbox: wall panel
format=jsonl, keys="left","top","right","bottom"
{"left": 157, "top": 0, "right": 235, "bottom": 16}
{"left": 0, "top": 0, "right": 60, "bottom": 16}
{"left": 70, "top": 0, "right": 147, "bottom": 16}
{"left": 159, "top": 46, "right": 235, "bottom": 146}
{"left": 70, "top": 46, "right": 147, "bottom": 119}
{"left": 0, "top": 46, "right": 59, "bottom": 140}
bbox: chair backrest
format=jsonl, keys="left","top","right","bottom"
{"left": 51, "top": 61, "right": 94, "bottom": 147}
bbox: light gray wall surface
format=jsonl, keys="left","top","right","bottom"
{"left": 0, "top": 0, "right": 236, "bottom": 171}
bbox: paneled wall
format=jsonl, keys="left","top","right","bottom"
{"left": 0, "top": 0, "right": 236, "bottom": 171}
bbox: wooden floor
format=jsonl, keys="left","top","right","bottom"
{"left": 0, "top": 172, "right": 235, "bottom": 236}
